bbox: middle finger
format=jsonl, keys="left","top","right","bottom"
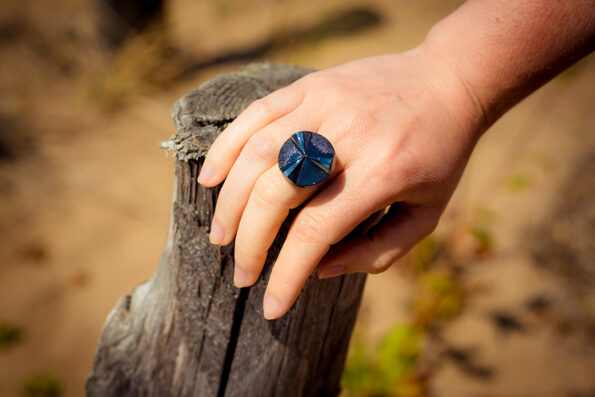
{"left": 233, "top": 165, "right": 316, "bottom": 286}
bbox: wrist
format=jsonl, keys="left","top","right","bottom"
{"left": 422, "top": 14, "right": 512, "bottom": 130}
{"left": 415, "top": 39, "right": 489, "bottom": 144}
{"left": 422, "top": 0, "right": 595, "bottom": 130}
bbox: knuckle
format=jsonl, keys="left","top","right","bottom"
{"left": 351, "top": 111, "right": 377, "bottom": 133}
{"left": 334, "top": 111, "right": 377, "bottom": 148}
{"left": 378, "top": 142, "right": 400, "bottom": 165}
{"left": 270, "top": 86, "right": 294, "bottom": 104}
{"left": 375, "top": 153, "right": 402, "bottom": 187}
{"left": 272, "top": 267, "right": 303, "bottom": 291}
{"left": 330, "top": 85, "right": 351, "bottom": 101}
{"left": 235, "top": 240, "right": 266, "bottom": 266}
{"left": 365, "top": 229, "right": 402, "bottom": 274}
{"left": 420, "top": 214, "right": 440, "bottom": 237}
{"left": 300, "top": 71, "right": 325, "bottom": 87}
{"left": 214, "top": 195, "right": 233, "bottom": 217}
{"left": 292, "top": 212, "right": 327, "bottom": 245}
{"left": 245, "top": 132, "right": 277, "bottom": 162}
{"left": 246, "top": 97, "right": 272, "bottom": 120}
{"left": 323, "top": 87, "right": 352, "bottom": 109}
{"left": 369, "top": 256, "right": 394, "bottom": 274}
{"left": 372, "top": 144, "right": 419, "bottom": 193}
{"left": 253, "top": 173, "right": 283, "bottom": 207}
{"left": 366, "top": 236, "right": 396, "bottom": 274}
{"left": 406, "top": 209, "right": 441, "bottom": 241}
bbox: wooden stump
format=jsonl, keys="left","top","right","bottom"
{"left": 86, "top": 63, "right": 367, "bottom": 397}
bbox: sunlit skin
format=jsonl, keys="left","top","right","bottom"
{"left": 197, "top": 0, "right": 595, "bottom": 319}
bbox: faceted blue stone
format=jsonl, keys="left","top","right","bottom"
{"left": 278, "top": 131, "right": 335, "bottom": 187}
{"left": 293, "top": 130, "right": 310, "bottom": 153}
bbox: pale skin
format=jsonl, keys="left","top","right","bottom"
{"left": 197, "top": 0, "right": 595, "bottom": 319}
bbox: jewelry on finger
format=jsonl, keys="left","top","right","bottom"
{"left": 278, "top": 131, "right": 335, "bottom": 187}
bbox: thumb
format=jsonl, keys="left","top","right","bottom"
{"left": 317, "top": 204, "right": 440, "bottom": 278}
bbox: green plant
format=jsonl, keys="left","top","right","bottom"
{"left": 413, "top": 271, "right": 462, "bottom": 324}
{"left": 342, "top": 340, "right": 377, "bottom": 396}
{"left": 342, "top": 324, "right": 424, "bottom": 396}
{"left": 375, "top": 325, "right": 423, "bottom": 395}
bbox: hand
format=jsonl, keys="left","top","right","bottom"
{"left": 198, "top": 45, "right": 485, "bottom": 319}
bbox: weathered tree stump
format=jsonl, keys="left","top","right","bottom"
{"left": 86, "top": 63, "right": 367, "bottom": 397}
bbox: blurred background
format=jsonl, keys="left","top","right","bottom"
{"left": 0, "top": 0, "right": 593, "bottom": 396}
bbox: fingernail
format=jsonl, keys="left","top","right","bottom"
{"left": 197, "top": 163, "right": 214, "bottom": 185}
{"left": 234, "top": 266, "right": 253, "bottom": 288}
{"left": 318, "top": 264, "right": 345, "bottom": 279}
{"left": 263, "top": 295, "right": 283, "bottom": 320}
{"left": 209, "top": 220, "right": 225, "bottom": 245}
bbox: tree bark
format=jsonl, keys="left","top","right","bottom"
{"left": 86, "top": 63, "right": 367, "bottom": 397}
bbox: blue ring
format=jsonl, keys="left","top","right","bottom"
{"left": 278, "top": 131, "right": 335, "bottom": 187}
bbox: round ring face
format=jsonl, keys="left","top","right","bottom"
{"left": 278, "top": 131, "right": 335, "bottom": 187}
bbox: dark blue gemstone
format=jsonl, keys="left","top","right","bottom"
{"left": 278, "top": 131, "right": 335, "bottom": 187}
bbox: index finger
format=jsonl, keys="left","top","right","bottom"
{"left": 198, "top": 84, "right": 305, "bottom": 186}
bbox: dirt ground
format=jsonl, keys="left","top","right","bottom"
{"left": 0, "top": 1, "right": 593, "bottom": 396}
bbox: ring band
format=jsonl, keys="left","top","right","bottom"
{"left": 278, "top": 131, "right": 335, "bottom": 187}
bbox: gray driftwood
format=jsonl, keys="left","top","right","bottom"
{"left": 86, "top": 63, "right": 367, "bottom": 397}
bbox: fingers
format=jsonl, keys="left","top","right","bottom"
{"left": 209, "top": 110, "right": 320, "bottom": 246}
{"left": 233, "top": 166, "right": 316, "bottom": 287}
{"left": 262, "top": 170, "right": 388, "bottom": 319}
{"left": 317, "top": 205, "right": 439, "bottom": 278}
{"left": 198, "top": 85, "right": 305, "bottom": 186}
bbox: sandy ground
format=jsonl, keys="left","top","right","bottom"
{"left": 0, "top": 1, "right": 594, "bottom": 396}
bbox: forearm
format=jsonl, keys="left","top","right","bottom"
{"left": 423, "top": 0, "right": 595, "bottom": 127}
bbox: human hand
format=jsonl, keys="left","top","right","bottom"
{"left": 198, "top": 46, "right": 486, "bottom": 319}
